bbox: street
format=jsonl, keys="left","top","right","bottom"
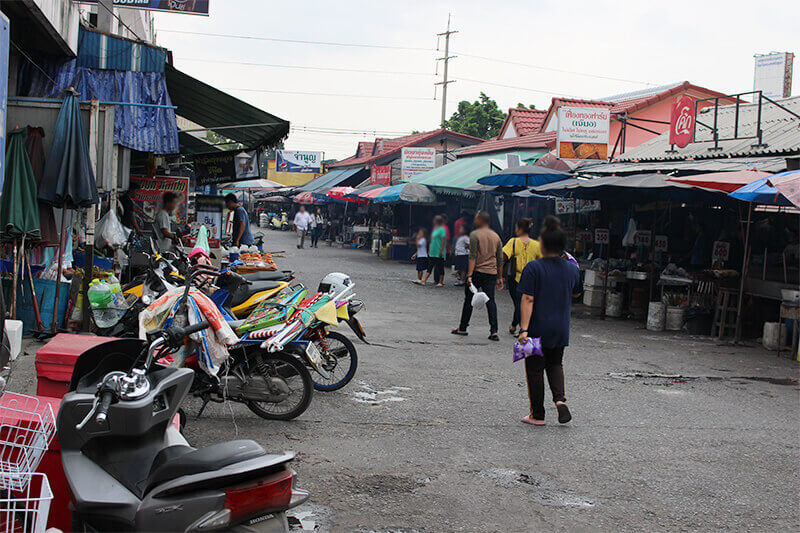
{"left": 154, "top": 230, "right": 800, "bottom": 530}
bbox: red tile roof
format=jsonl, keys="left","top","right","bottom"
{"left": 498, "top": 108, "right": 547, "bottom": 138}
{"left": 330, "top": 128, "right": 484, "bottom": 168}
{"left": 458, "top": 131, "right": 557, "bottom": 156}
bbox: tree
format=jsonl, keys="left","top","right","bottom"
{"left": 516, "top": 103, "right": 536, "bottom": 110}
{"left": 442, "top": 92, "right": 507, "bottom": 139}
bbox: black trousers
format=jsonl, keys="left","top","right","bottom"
{"left": 459, "top": 271, "right": 498, "bottom": 334}
{"left": 524, "top": 347, "right": 566, "bottom": 420}
{"left": 427, "top": 257, "right": 445, "bottom": 284}
{"left": 508, "top": 278, "right": 521, "bottom": 327}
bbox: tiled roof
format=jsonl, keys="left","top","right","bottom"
{"left": 498, "top": 108, "right": 547, "bottom": 138}
{"left": 330, "top": 128, "right": 483, "bottom": 168}
{"left": 458, "top": 131, "right": 556, "bottom": 156}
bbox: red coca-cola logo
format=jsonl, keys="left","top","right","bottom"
{"left": 669, "top": 95, "right": 695, "bottom": 148}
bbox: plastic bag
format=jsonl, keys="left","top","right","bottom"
{"left": 95, "top": 210, "right": 130, "bottom": 249}
{"left": 513, "top": 337, "right": 543, "bottom": 362}
{"left": 621, "top": 218, "right": 637, "bottom": 247}
{"left": 469, "top": 283, "right": 490, "bottom": 308}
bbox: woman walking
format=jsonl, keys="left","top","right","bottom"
{"left": 503, "top": 218, "right": 541, "bottom": 336}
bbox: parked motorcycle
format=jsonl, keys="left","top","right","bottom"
{"left": 271, "top": 212, "right": 289, "bottom": 231}
{"left": 60, "top": 322, "right": 308, "bottom": 532}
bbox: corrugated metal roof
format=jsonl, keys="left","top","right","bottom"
{"left": 408, "top": 151, "right": 543, "bottom": 190}
{"left": 615, "top": 96, "right": 800, "bottom": 162}
{"left": 296, "top": 168, "right": 365, "bottom": 192}
{"left": 576, "top": 156, "right": 788, "bottom": 175}
{"left": 599, "top": 82, "right": 683, "bottom": 103}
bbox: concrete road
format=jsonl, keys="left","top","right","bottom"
{"left": 13, "top": 228, "right": 800, "bottom": 532}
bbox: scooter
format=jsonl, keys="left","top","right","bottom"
{"left": 270, "top": 212, "right": 289, "bottom": 231}
{"left": 58, "top": 322, "right": 308, "bottom": 532}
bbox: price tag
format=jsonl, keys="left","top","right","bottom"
{"left": 712, "top": 241, "right": 730, "bottom": 261}
{"left": 634, "top": 230, "right": 652, "bottom": 247}
{"left": 595, "top": 228, "right": 609, "bottom": 245}
{"left": 654, "top": 235, "right": 668, "bottom": 252}
{"left": 577, "top": 231, "right": 593, "bottom": 242}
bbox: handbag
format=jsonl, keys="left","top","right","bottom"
{"left": 503, "top": 238, "right": 517, "bottom": 281}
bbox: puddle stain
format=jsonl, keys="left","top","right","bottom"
{"left": 479, "top": 468, "right": 596, "bottom": 508}
{"left": 288, "top": 503, "right": 334, "bottom": 531}
{"left": 351, "top": 381, "right": 411, "bottom": 405}
{"left": 607, "top": 372, "right": 798, "bottom": 388}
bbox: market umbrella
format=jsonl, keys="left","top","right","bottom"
{"left": 351, "top": 185, "right": 390, "bottom": 202}
{"left": 729, "top": 176, "right": 793, "bottom": 207}
{"left": 668, "top": 170, "right": 770, "bottom": 193}
{"left": 373, "top": 183, "right": 436, "bottom": 204}
{"left": 293, "top": 191, "right": 323, "bottom": 204}
{"left": 1, "top": 127, "right": 41, "bottom": 318}
{"left": 260, "top": 195, "right": 291, "bottom": 203}
{"left": 327, "top": 186, "right": 357, "bottom": 200}
{"left": 766, "top": 170, "right": 800, "bottom": 209}
{"left": 477, "top": 164, "right": 571, "bottom": 187}
{"left": 227, "top": 179, "right": 282, "bottom": 191}
{"left": 532, "top": 150, "right": 576, "bottom": 172}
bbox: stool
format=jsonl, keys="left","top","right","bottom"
{"left": 712, "top": 288, "right": 739, "bottom": 339}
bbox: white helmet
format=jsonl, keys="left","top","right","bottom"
{"left": 318, "top": 272, "right": 353, "bottom": 298}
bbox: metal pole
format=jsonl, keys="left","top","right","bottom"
{"left": 10, "top": 239, "right": 19, "bottom": 319}
{"left": 734, "top": 203, "right": 752, "bottom": 342}
{"left": 51, "top": 210, "right": 67, "bottom": 331}
{"left": 81, "top": 99, "right": 100, "bottom": 332}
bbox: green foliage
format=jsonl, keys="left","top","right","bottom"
{"left": 516, "top": 103, "right": 536, "bottom": 110}
{"left": 442, "top": 92, "right": 507, "bottom": 139}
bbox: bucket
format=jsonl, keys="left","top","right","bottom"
{"left": 605, "top": 291, "right": 623, "bottom": 317}
{"left": 647, "top": 302, "right": 666, "bottom": 331}
{"left": 665, "top": 306, "right": 686, "bottom": 331}
{"left": 762, "top": 322, "right": 787, "bottom": 351}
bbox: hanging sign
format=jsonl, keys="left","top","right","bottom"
{"left": 74, "top": 1, "right": 210, "bottom": 16}
{"left": 594, "top": 228, "right": 609, "bottom": 245}
{"left": 370, "top": 165, "right": 391, "bottom": 185}
{"left": 634, "top": 230, "right": 652, "bottom": 247}
{"left": 557, "top": 106, "right": 611, "bottom": 160}
{"left": 577, "top": 230, "right": 593, "bottom": 242}
{"left": 195, "top": 195, "right": 224, "bottom": 247}
{"left": 669, "top": 95, "right": 695, "bottom": 148}
{"left": 401, "top": 147, "right": 436, "bottom": 180}
{"left": 555, "top": 199, "right": 602, "bottom": 214}
{"left": 712, "top": 241, "right": 731, "bottom": 262}
{"left": 276, "top": 150, "right": 322, "bottom": 173}
{"left": 129, "top": 176, "right": 189, "bottom": 226}
{"left": 194, "top": 150, "right": 260, "bottom": 186}
{"left": 654, "top": 235, "right": 668, "bottom": 252}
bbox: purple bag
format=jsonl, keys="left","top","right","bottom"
{"left": 513, "top": 337, "right": 543, "bottom": 362}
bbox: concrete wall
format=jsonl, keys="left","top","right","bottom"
{"left": 23, "top": 0, "right": 80, "bottom": 55}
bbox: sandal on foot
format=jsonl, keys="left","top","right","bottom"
{"left": 508, "top": 326, "right": 517, "bottom": 335}
{"left": 522, "top": 415, "right": 545, "bottom": 426}
{"left": 556, "top": 402, "right": 572, "bottom": 424}
{"left": 451, "top": 329, "right": 468, "bottom": 336}
{"left": 488, "top": 333, "right": 500, "bottom": 341}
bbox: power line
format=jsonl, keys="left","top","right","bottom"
{"left": 10, "top": 40, "right": 59, "bottom": 87}
{"left": 457, "top": 77, "right": 581, "bottom": 98}
{"left": 177, "top": 57, "right": 434, "bottom": 77}
{"left": 291, "top": 125, "right": 413, "bottom": 135}
{"left": 222, "top": 87, "right": 435, "bottom": 101}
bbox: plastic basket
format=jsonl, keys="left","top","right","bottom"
{"left": 0, "top": 473, "right": 53, "bottom": 533}
{"left": 0, "top": 394, "right": 56, "bottom": 492}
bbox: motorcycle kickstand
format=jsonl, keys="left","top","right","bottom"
{"left": 196, "top": 394, "right": 211, "bottom": 419}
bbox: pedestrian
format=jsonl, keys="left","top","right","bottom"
{"left": 225, "top": 193, "right": 255, "bottom": 248}
{"left": 503, "top": 218, "right": 542, "bottom": 336}
{"left": 119, "top": 181, "right": 141, "bottom": 234}
{"left": 415, "top": 216, "right": 447, "bottom": 286}
{"left": 293, "top": 205, "right": 313, "bottom": 248}
{"left": 453, "top": 224, "right": 470, "bottom": 286}
{"left": 154, "top": 192, "right": 179, "bottom": 253}
{"left": 517, "top": 216, "right": 584, "bottom": 426}
{"left": 311, "top": 208, "right": 325, "bottom": 247}
{"left": 411, "top": 228, "right": 429, "bottom": 283}
{"left": 451, "top": 211, "right": 503, "bottom": 340}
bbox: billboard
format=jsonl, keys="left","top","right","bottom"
{"left": 276, "top": 150, "right": 322, "bottom": 173}
{"left": 370, "top": 165, "right": 391, "bottom": 185}
{"left": 753, "top": 52, "right": 794, "bottom": 99}
{"left": 557, "top": 106, "right": 610, "bottom": 160}
{"left": 193, "top": 150, "right": 259, "bottom": 186}
{"left": 75, "top": 0, "right": 210, "bottom": 16}
{"left": 401, "top": 147, "right": 436, "bottom": 181}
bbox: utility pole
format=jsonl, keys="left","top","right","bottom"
{"left": 436, "top": 14, "right": 457, "bottom": 126}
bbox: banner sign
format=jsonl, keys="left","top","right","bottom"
{"left": 654, "top": 235, "right": 668, "bottom": 252}
{"left": 130, "top": 176, "right": 189, "bottom": 228}
{"left": 669, "top": 95, "right": 695, "bottom": 148}
{"left": 557, "top": 106, "right": 610, "bottom": 161}
{"left": 753, "top": 52, "right": 794, "bottom": 99}
{"left": 276, "top": 150, "right": 322, "bottom": 173}
{"left": 555, "top": 199, "right": 601, "bottom": 214}
{"left": 195, "top": 195, "right": 224, "bottom": 247}
{"left": 370, "top": 165, "right": 391, "bottom": 185}
{"left": 712, "top": 241, "right": 731, "bottom": 262}
{"left": 75, "top": 0, "right": 210, "bottom": 16}
{"left": 193, "top": 150, "right": 259, "bottom": 186}
{"left": 401, "top": 147, "right": 436, "bottom": 181}
{"left": 594, "top": 228, "right": 609, "bottom": 245}
{"left": 633, "top": 230, "right": 652, "bottom": 247}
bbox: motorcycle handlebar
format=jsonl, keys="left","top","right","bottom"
{"left": 95, "top": 390, "right": 114, "bottom": 424}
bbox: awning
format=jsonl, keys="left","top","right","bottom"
{"left": 296, "top": 168, "right": 366, "bottom": 192}
{"left": 166, "top": 64, "right": 289, "bottom": 149}
{"left": 668, "top": 170, "right": 771, "bottom": 192}
{"left": 408, "top": 151, "right": 544, "bottom": 191}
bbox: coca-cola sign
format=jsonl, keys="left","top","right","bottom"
{"left": 669, "top": 95, "right": 695, "bottom": 148}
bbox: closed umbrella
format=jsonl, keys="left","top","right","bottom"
{"left": 477, "top": 164, "right": 571, "bottom": 187}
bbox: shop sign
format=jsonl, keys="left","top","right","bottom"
{"left": 195, "top": 195, "right": 224, "bottom": 247}
{"left": 654, "top": 235, "right": 668, "bottom": 252}
{"left": 634, "top": 230, "right": 652, "bottom": 247}
{"left": 194, "top": 150, "right": 260, "bottom": 186}
{"left": 669, "top": 95, "right": 695, "bottom": 148}
{"left": 712, "top": 241, "right": 731, "bottom": 262}
{"left": 276, "top": 150, "right": 322, "bottom": 173}
{"left": 555, "top": 199, "right": 602, "bottom": 214}
{"left": 130, "top": 176, "right": 189, "bottom": 226}
{"left": 557, "top": 106, "right": 610, "bottom": 160}
{"left": 594, "top": 228, "right": 609, "bottom": 245}
{"left": 401, "top": 147, "right": 436, "bottom": 180}
{"left": 370, "top": 165, "right": 391, "bottom": 185}
{"left": 74, "top": 1, "right": 210, "bottom": 16}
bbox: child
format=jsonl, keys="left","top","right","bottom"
{"left": 411, "top": 228, "right": 429, "bottom": 282}
{"left": 453, "top": 224, "right": 470, "bottom": 286}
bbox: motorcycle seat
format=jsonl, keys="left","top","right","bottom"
{"left": 145, "top": 440, "right": 265, "bottom": 494}
{"left": 242, "top": 271, "right": 292, "bottom": 282}
{"left": 230, "top": 280, "right": 282, "bottom": 307}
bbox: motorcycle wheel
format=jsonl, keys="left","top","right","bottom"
{"left": 312, "top": 331, "right": 358, "bottom": 391}
{"left": 247, "top": 351, "right": 313, "bottom": 420}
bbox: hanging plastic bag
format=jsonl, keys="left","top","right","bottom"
{"left": 621, "top": 218, "right": 637, "bottom": 247}
{"left": 95, "top": 210, "right": 130, "bottom": 249}
{"left": 513, "top": 337, "right": 543, "bottom": 362}
{"left": 469, "top": 283, "right": 490, "bottom": 308}
{"left": 195, "top": 225, "right": 211, "bottom": 255}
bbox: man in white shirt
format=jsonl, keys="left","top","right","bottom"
{"left": 293, "top": 205, "right": 313, "bottom": 248}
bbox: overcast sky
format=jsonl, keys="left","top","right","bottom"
{"left": 153, "top": 0, "right": 798, "bottom": 159}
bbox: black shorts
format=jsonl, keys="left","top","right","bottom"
{"left": 416, "top": 256, "right": 428, "bottom": 272}
{"left": 454, "top": 254, "right": 468, "bottom": 272}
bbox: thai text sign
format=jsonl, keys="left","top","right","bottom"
{"left": 194, "top": 150, "right": 260, "bottom": 186}
{"left": 557, "top": 106, "right": 610, "bottom": 160}
{"left": 130, "top": 176, "right": 189, "bottom": 226}
{"left": 669, "top": 95, "right": 695, "bottom": 148}
{"left": 370, "top": 165, "right": 391, "bottom": 185}
{"left": 401, "top": 147, "right": 436, "bottom": 180}
{"left": 75, "top": 0, "right": 210, "bottom": 15}
{"left": 555, "top": 199, "right": 601, "bottom": 214}
{"left": 276, "top": 150, "right": 322, "bottom": 173}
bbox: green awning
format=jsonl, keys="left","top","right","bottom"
{"left": 407, "top": 151, "right": 545, "bottom": 191}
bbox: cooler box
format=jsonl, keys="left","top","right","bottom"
{"left": 35, "top": 333, "right": 116, "bottom": 398}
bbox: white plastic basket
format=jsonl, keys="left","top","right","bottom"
{"left": 0, "top": 393, "right": 56, "bottom": 492}
{"left": 0, "top": 472, "right": 53, "bottom": 533}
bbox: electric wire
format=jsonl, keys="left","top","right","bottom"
{"left": 177, "top": 57, "right": 434, "bottom": 77}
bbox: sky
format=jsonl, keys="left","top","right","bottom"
{"left": 153, "top": 0, "right": 799, "bottom": 159}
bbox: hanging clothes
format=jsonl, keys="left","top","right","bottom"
{"left": 25, "top": 126, "right": 59, "bottom": 246}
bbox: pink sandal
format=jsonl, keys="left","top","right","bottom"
{"left": 521, "top": 415, "right": 545, "bottom": 426}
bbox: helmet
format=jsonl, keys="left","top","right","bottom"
{"left": 318, "top": 272, "right": 353, "bottom": 297}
